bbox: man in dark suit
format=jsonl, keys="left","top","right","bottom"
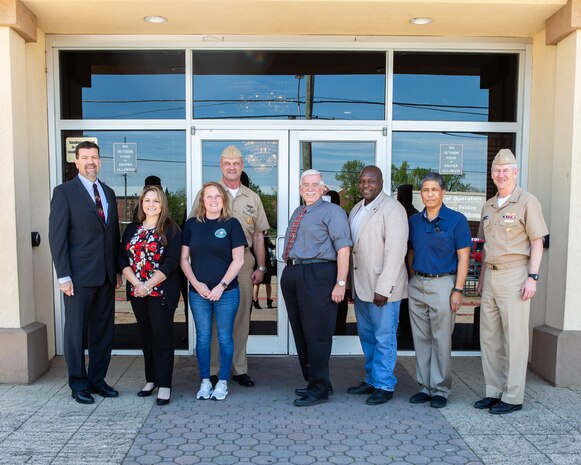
{"left": 49, "top": 141, "right": 122, "bottom": 404}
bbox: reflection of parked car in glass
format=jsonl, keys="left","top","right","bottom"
{"left": 465, "top": 238, "right": 484, "bottom": 296}
{"left": 470, "top": 238, "right": 484, "bottom": 270}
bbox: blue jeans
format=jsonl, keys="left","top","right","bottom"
{"left": 354, "top": 296, "right": 401, "bottom": 391}
{"left": 189, "top": 288, "right": 240, "bottom": 381}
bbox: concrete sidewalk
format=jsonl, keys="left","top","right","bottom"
{"left": 0, "top": 356, "right": 579, "bottom": 465}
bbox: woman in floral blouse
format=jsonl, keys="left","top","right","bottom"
{"left": 119, "top": 185, "right": 181, "bottom": 406}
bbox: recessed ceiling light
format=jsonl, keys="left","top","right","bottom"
{"left": 410, "top": 17, "right": 432, "bottom": 25}
{"left": 144, "top": 15, "right": 167, "bottom": 24}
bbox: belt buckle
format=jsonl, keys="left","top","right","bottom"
{"left": 492, "top": 264, "right": 500, "bottom": 270}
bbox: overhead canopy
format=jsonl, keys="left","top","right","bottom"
{"left": 23, "top": 0, "right": 566, "bottom": 37}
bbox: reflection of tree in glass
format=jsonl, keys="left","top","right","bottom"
{"left": 248, "top": 180, "right": 277, "bottom": 237}
{"left": 167, "top": 188, "right": 187, "bottom": 227}
{"left": 336, "top": 160, "right": 365, "bottom": 214}
{"left": 391, "top": 161, "right": 473, "bottom": 193}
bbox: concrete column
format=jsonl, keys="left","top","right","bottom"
{"left": 531, "top": 29, "right": 581, "bottom": 386}
{"left": 0, "top": 26, "right": 47, "bottom": 383}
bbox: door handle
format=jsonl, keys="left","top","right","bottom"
{"left": 276, "top": 235, "right": 286, "bottom": 262}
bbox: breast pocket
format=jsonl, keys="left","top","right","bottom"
{"left": 499, "top": 217, "right": 521, "bottom": 241}
{"left": 433, "top": 230, "right": 453, "bottom": 254}
{"left": 242, "top": 206, "right": 256, "bottom": 228}
{"left": 482, "top": 218, "right": 492, "bottom": 237}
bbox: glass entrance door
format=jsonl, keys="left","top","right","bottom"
{"left": 191, "top": 130, "right": 289, "bottom": 354}
{"left": 192, "top": 128, "right": 387, "bottom": 355}
{"left": 288, "top": 130, "right": 388, "bottom": 355}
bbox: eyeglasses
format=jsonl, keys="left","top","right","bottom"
{"left": 301, "top": 183, "right": 323, "bottom": 189}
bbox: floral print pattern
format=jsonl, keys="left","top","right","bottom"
{"left": 126, "top": 226, "right": 164, "bottom": 297}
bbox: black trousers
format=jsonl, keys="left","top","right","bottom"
{"left": 281, "top": 262, "right": 337, "bottom": 398}
{"left": 64, "top": 282, "right": 114, "bottom": 392}
{"left": 131, "top": 296, "right": 176, "bottom": 388}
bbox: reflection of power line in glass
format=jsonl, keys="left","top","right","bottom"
{"left": 395, "top": 102, "right": 488, "bottom": 117}
{"left": 99, "top": 156, "right": 185, "bottom": 164}
{"left": 82, "top": 96, "right": 488, "bottom": 120}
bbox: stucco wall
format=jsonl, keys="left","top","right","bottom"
{"left": 27, "top": 29, "right": 54, "bottom": 357}
{"left": 545, "top": 30, "right": 581, "bottom": 332}
{"left": 0, "top": 27, "right": 35, "bottom": 328}
{"left": 528, "top": 29, "right": 556, "bottom": 336}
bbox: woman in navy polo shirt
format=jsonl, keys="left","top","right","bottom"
{"left": 181, "top": 182, "right": 246, "bottom": 401}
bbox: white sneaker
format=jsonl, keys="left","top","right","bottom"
{"left": 211, "top": 380, "right": 228, "bottom": 401}
{"left": 196, "top": 379, "right": 213, "bottom": 400}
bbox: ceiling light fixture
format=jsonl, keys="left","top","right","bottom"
{"left": 410, "top": 17, "right": 432, "bottom": 25}
{"left": 144, "top": 15, "right": 168, "bottom": 24}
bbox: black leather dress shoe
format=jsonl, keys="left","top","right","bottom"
{"left": 232, "top": 374, "right": 255, "bottom": 387}
{"left": 71, "top": 389, "right": 95, "bottom": 404}
{"left": 294, "top": 395, "right": 328, "bottom": 407}
{"left": 365, "top": 389, "right": 393, "bottom": 405}
{"left": 409, "top": 392, "right": 431, "bottom": 404}
{"left": 430, "top": 395, "right": 447, "bottom": 408}
{"left": 137, "top": 387, "right": 155, "bottom": 397}
{"left": 489, "top": 401, "right": 522, "bottom": 414}
{"left": 347, "top": 382, "right": 375, "bottom": 395}
{"left": 156, "top": 397, "right": 170, "bottom": 406}
{"left": 295, "top": 386, "right": 334, "bottom": 397}
{"left": 473, "top": 397, "right": 501, "bottom": 409}
{"left": 89, "top": 384, "right": 119, "bottom": 398}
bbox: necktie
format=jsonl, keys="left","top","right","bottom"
{"left": 93, "top": 183, "right": 105, "bottom": 222}
{"left": 282, "top": 206, "right": 307, "bottom": 261}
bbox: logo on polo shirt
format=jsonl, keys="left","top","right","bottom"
{"left": 215, "top": 228, "right": 227, "bottom": 238}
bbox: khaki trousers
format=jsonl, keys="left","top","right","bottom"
{"left": 210, "top": 248, "right": 255, "bottom": 377}
{"left": 408, "top": 274, "right": 456, "bottom": 398}
{"left": 480, "top": 264, "right": 530, "bottom": 405}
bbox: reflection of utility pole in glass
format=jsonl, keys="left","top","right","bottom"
{"left": 295, "top": 74, "right": 303, "bottom": 117}
{"left": 305, "top": 75, "right": 314, "bottom": 120}
{"left": 124, "top": 173, "right": 128, "bottom": 221}
{"left": 296, "top": 74, "right": 315, "bottom": 169}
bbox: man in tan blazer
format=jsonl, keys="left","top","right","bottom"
{"left": 347, "top": 165, "right": 409, "bottom": 405}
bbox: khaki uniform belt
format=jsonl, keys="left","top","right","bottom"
{"left": 485, "top": 259, "right": 528, "bottom": 270}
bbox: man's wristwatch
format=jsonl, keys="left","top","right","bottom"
{"left": 452, "top": 287, "right": 463, "bottom": 293}
{"left": 528, "top": 274, "right": 539, "bottom": 281}
{"left": 336, "top": 280, "right": 346, "bottom": 287}
{"left": 221, "top": 281, "right": 228, "bottom": 289}
{"left": 258, "top": 266, "right": 267, "bottom": 272}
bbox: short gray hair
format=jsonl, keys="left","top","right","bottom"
{"left": 419, "top": 172, "right": 446, "bottom": 190}
{"left": 300, "top": 169, "right": 325, "bottom": 186}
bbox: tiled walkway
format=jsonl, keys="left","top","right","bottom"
{"left": 0, "top": 356, "right": 579, "bottom": 464}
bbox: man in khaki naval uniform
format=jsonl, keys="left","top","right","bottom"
{"left": 475, "top": 149, "right": 548, "bottom": 415}
{"left": 210, "top": 145, "right": 270, "bottom": 387}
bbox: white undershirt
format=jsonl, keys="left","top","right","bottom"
{"left": 497, "top": 195, "right": 510, "bottom": 207}
{"left": 227, "top": 187, "right": 239, "bottom": 198}
{"left": 351, "top": 195, "right": 381, "bottom": 242}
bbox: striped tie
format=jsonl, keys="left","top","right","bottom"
{"left": 282, "top": 206, "right": 307, "bottom": 261}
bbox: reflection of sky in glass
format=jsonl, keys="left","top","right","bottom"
{"left": 394, "top": 75, "right": 488, "bottom": 121}
{"left": 77, "top": 131, "right": 186, "bottom": 196}
{"left": 202, "top": 141, "right": 278, "bottom": 194}
{"left": 82, "top": 75, "right": 185, "bottom": 119}
{"left": 194, "top": 75, "right": 385, "bottom": 120}
{"left": 201, "top": 140, "right": 376, "bottom": 195}
{"left": 301, "top": 142, "right": 376, "bottom": 191}
{"left": 392, "top": 132, "right": 489, "bottom": 192}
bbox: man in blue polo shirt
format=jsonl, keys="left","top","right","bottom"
{"left": 407, "top": 173, "right": 471, "bottom": 408}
